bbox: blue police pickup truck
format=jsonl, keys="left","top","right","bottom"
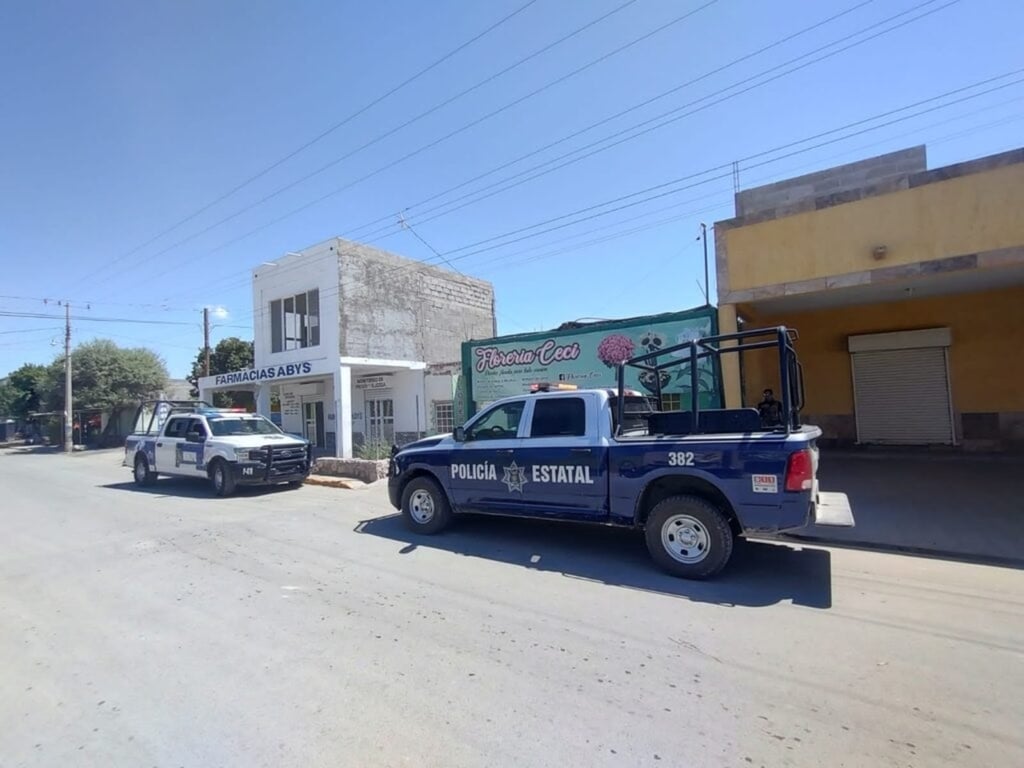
{"left": 388, "top": 326, "right": 854, "bottom": 579}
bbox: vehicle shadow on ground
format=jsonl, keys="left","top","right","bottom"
{"left": 101, "top": 479, "right": 296, "bottom": 500}
{"left": 355, "top": 513, "right": 833, "bottom": 609}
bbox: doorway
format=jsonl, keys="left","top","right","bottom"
{"left": 302, "top": 399, "right": 325, "bottom": 448}
{"left": 366, "top": 398, "right": 395, "bottom": 444}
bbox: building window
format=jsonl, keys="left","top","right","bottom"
{"left": 432, "top": 401, "right": 455, "bottom": 434}
{"left": 661, "top": 393, "right": 682, "bottom": 411}
{"left": 270, "top": 289, "right": 320, "bottom": 353}
{"left": 367, "top": 399, "right": 395, "bottom": 444}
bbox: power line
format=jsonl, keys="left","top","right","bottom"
{"left": 0, "top": 326, "right": 65, "bottom": 336}
{"left": 0, "top": 309, "right": 250, "bottom": 330}
{"left": 351, "top": 0, "right": 960, "bottom": 247}
{"left": 340, "top": 0, "right": 883, "bottom": 242}
{"left": 110, "top": 0, "right": 719, "bottom": 289}
{"left": 75, "top": 0, "right": 543, "bottom": 285}
{"left": 155, "top": 0, "right": 955, "bottom": 297}
{"left": 300, "top": 69, "right": 1024, "bottom": 295}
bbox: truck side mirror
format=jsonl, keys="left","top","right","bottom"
{"left": 185, "top": 432, "right": 205, "bottom": 443}
{"left": 453, "top": 426, "right": 466, "bottom": 442}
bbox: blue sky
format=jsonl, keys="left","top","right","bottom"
{"left": 1, "top": 0, "right": 1022, "bottom": 379}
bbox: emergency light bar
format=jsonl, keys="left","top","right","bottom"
{"left": 529, "top": 382, "right": 578, "bottom": 392}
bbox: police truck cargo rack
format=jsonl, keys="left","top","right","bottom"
{"left": 388, "top": 326, "right": 854, "bottom": 579}
{"left": 124, "top": 400, "right": 312, "bottom": 497}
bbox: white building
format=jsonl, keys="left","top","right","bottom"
{"left": 197, "top": 238, "right": 494, "bottom": 457}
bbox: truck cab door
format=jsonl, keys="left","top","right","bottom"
{"left": 515, "top": 395, "right": 608, "bottom": 520}
{"left": 157, "top": 417, "right": 189, "bottom": 474}
{"left": 448, "top": 400, "right": 525, "bottom": 513}
{"left": 179, "top": 418, "right": 210, "bottom": 476}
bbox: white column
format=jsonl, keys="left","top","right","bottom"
{"left": 198, "top": 385, "right": 212, "bottom": 404}
{"left": 335, "top": 364, "right": 352, "bottom": 458}
{"left": 419, "top": 371, "right": 428, "bottom": 439}
{"left": 255, "top": 384, "right": 271, "bottom": 416}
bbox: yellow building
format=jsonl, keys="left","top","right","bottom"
{"left": 715, "top": 145, "right": 1024, "bottom": 451}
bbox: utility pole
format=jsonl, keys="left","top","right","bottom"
{"left": 699, "top": 223, "right": 710, "bottom": 307}
{"left": 203, "top": 307, "right": 211, "bottom": 377}
{"left": 63, "top": 302, "right": 73, "bottom": 452}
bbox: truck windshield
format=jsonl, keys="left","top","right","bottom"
{"left": 208, "top": 417, "right": 281, "bottom": 436}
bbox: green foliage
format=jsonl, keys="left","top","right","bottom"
{"left": 355, "top": 439, "right": 392, "bottom": 460}
{"left": 48, "top": 340, "right": 168, "bottom": 411}
{"left": 188, "top": 337, "right": 255, "bottom": 408}
{"left": 0, "top": 363, "right": 50, "bottom": 418}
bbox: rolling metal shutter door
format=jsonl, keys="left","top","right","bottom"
{"left": 852, "top": 347, "right": 953, "bottom": 445}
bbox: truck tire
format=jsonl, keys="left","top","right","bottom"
{"left": 133, "top": 454, "right": 155, "bottom": 486}
{"left": 644, "top": 494, "right": 734, "bottom": 579}
{"left": 209, "top": 459, "right": 236, "bottom": 497}
{"left": 400, "top": 476, "right": 452, "bottom": 535}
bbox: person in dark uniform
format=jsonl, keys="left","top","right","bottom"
{"left": 758, "top": 388, "right": 784, "bottom": 427}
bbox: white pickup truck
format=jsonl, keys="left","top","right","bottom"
{"left": 123, "top": 403, "right": 312, "bottom": 496}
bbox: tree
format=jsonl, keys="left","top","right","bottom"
{"left": 47, "top": 340, "right": 168, "bottom": 411}
{"left": 0, "top": 363, "right": 50, "bottom": 419}
{"left": 188, "top": 337, "right": 255, "bottom": 408}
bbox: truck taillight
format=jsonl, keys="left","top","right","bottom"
{"left": 785, "top": 449, "right": 814, "bottom": 492}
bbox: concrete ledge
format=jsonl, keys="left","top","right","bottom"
{"left": 313, "top": 457, "right": 389, "bottom": 483}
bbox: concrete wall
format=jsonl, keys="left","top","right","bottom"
{"left": 737, "top": 285, "right": 1024, "bottom": 449}
{"left": 252, "top": 242, "right": 341, "bottom": 368}
{"left": 336, "top": 239, "right": 495, "bottom": 362}
{"left": 717, "top": 148, "right": 1024, "bottom": 296}
{"left": 735, "top": 146, "right": 926, "bottom": 218}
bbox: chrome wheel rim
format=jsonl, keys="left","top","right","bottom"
{"left": 135, "top": 460, "right": 146, "bottom": 482}
{"left": 409, "top": 489, "right": 435, "bottom": 524}
{"left": 214, "top": 466, "right": 223, "bottom": 490}
{"left": 661, "top": 514, "right": 710, "bottom": 564}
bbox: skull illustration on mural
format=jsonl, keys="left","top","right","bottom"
{"left": 638, "top": 331, "right": 666, "bottom": 355}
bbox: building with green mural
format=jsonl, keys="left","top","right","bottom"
{"left": 460, "top": 306, "right": 722, "bottom": 419}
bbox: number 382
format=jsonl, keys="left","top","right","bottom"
{"left": 667, "top": 451, "right": 695, "bottom": 467}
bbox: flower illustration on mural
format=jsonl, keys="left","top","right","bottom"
{"left": 596, "top": 333, "right": 636, "bottom": 367}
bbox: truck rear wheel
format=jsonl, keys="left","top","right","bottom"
{"left": 209, "top": 460, "right": 236, "bottom": 497}
{"left": 400, "top": 476, "right": 452, "bottom": 535}
{"left": 645, "top": 495, "right": 733, "bottom": 579}
{"left": 133, "top": 455, "right": 155, "bottom": 486}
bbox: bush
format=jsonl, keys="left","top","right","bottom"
{"left": 355, "top": 439, "right": 392, "bottom": 460}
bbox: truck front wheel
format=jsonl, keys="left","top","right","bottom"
{"left": 400, "top": 476, "right": 452, "bottom": 535}
{"left": 645, "top": 495, "right": 734, "bottom": 579}
{"left": 133, "top": 455, "right": 155, "bottom": 486}
{"left": 209, "top": 460, "right": 237, "bottom": 497}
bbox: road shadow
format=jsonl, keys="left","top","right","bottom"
{"left": 101, "top": 479, "right": 297, "bottom": 500}
{"left": 355, "top": 513, "right": 833, "bottom": 609}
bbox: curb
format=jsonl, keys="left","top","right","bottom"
{"left": 304, "top": 475, "right": 357, "bottom": 490}
{"left": 769, "top": 532, "right": 1024, "bottom": 570}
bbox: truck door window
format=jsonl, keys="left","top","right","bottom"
{"left": 164, "top": 418, "right": 189, "bottom": 439}
{"left": 186, "top": 419, "right": 207, "bottom": 439}
{"left": 465, "top": 401, "right": 525, "bottom": 441}
{"left": 529, "top": 397, "right": 586, "bottom": 438}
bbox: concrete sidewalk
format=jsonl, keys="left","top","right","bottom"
{"left": 792, "top": 453, "right": 1024, "bottom": 565}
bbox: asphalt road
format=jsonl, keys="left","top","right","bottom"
{"left": 2, "top": 449, "right": 1022, "bottom": 768}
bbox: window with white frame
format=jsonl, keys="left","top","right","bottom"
{"left": 270, "top": 289, "right": 320, "bottom": 353}
{"left": 432, "top": 401, "right": 455, "bottom": 434}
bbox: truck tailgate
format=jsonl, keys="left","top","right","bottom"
{"left": 813, "top": 491, "right": 855, "bottom": 527}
